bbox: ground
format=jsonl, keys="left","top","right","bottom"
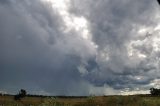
{"left": 0, "top": 95, "right": 160, "bottom": 106}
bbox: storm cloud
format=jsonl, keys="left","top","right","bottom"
{"left": 0, "top": 0, "right": 160, "bottom": 95}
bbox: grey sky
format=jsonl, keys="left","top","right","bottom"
{"left": 0, "top": 0, "right": 160, "bottom": 95}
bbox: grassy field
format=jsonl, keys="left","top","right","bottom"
{"left": 0, "top": 95, "right": 160, "bottom": 106}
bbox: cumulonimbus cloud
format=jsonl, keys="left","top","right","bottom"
{"left": 0, "top": 0, "right": 160, "bottom": 95}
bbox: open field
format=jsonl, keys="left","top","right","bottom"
{"left": 0, "top": 95, "right": 160, "bottom": 106}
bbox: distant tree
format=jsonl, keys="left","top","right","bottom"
{"left": 14, "top": 89, "right": 27, "bottom": 100}
{"left": 19, "top": 89, "right": 27, "bottom": 97}
{"left": 150, "top": 87, "right": 160, "bottom": 96}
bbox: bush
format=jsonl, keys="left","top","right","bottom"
{"left": 14, "top": 89, "right": 27, "bottom": 100}
{"left": 150, "top": 88, "right": 160, "bottom": 96}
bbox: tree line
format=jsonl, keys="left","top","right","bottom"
{"left": 2, "top": 87, "right": 159, "bottom": 100}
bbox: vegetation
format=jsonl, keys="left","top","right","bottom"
{"left": 1, "top": 95, "right": 160, "bottom": 106}
{"left": 150, "top": 87, "right": 160, "bottom": 96}
{"left": 14, "top": 89, "right": 27, "bottom": 100}
{"left": 1, "top": 88, "right": 160, "bottom": 106}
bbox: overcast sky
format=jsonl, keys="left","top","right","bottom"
{"left": 0, "top": 0, "right": 160, "bottom": 96}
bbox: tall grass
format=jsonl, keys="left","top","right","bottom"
{"left": 39, "top": 97, "right": 66, "bottom": 106}
{"left": 1, "top": 95, "right": 160, "bottom": 106}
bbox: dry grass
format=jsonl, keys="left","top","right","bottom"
{"left": 0, "top": 95, "right": 160, "bottom": 106}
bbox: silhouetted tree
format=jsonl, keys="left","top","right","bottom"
{"left": 19, "top": 89, "right": 26, "bottom": 96}
{"left": 150, "top": 87, "right": 160, "bottom": 96}
{"left": 14, "top": 89, "right": 27, "bottom": 100}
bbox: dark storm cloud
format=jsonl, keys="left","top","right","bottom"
{"left": 0, "top": 0, "right": 95, "bottom": 95}
{"left": 69, "top": 0, "right": 160, "bottom": 92}
{"left": 0, "top": 0, "right": 10, "bottom": 4}
{"left": 1, "top": 0, "right": 160, "bottom": 95}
